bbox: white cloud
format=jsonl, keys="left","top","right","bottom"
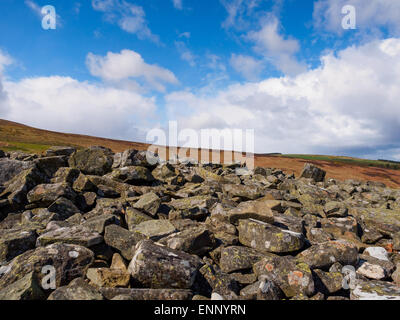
{"left": 86, "top": 49, "right": 178, "bottom": 92}
{"left": 172, "top": 0, "right": 183, "bottom": 10}
{"left": 314, "top": 0, "right": 400, "bottom": 35}
{"left": 220, "top": 0, "right": 262, "bottom": 30}
{"left": 206, "top": 54, "right": 226, "bottom": 71}
{"left": 175, "top": 41, "right": 196, "bottom": 67}
{"left": 229, "top": 54, "right": 264, "bottom": 80}
{"left": 0, "top": 50, "right": 12, "bottom": 115}
{"left": 165, "top": 38, "right": 400, "bottom": 159}
{"left": 179, "top": 32, "right": 191, "bottom": 39}
{"left": 246, "top": 17, "right": 306, "bottom": 76}
{"left": 1, "top": 75, "right": 157, "bottom": 142}
{"left": 91, "top": 0, "right": 159, "bottom": 43}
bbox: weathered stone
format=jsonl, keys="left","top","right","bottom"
{"left": 100, "top": 287, "right": 193, "bottom": 300}
{"left": 219, "top": 246, "right": 265, "bottom": 273}
{"left": 113, "top": 149, "right": 158, "bottom": 168}
{"left": 45, "top": 146, "right": 76, "bottom": 157}
{"left": 0, "top": 228, "right": 37, "bottom": 262}
{"left": 104, "top": 224, "right": 142, "bottom": 260}
{"left": 221, "top": 184, "right": 263, "bottom": 200}
{"left": 125, "top": 207, "right": 153, "bottom": 231}
{"left": 128, "top": 240, "right": 202, "bottom": 289}
{"left": 297, "top": 240, "right": 359, "bottom": 269}
{"left": 0, "top": 272, "right": 45, "bottom": 300}
{"left": 324, "top": 201, "right": 348, "bottom": 218}
{"left": 313, "top": 269, "right": 343, "bottom": 294}
{"left": 351, "top": 280, "right": 400, "bottom": 300}
{"left": 48, "top": 197, "right": 80, "bottom": 220}
{"left": 82, "top": 214, "right": 119, "bottom": 234}
{"left": 238, "top": 219, "right": 305, "bottom": 254}
{"left": 364, "top": 246, "right": 390, "bottom": 261}
{"left": 158, "top": 225, "right": 215, "bottom": 255}
{"left": 68, "top": 146, "right": 114, "bottom": 176}
{"left": 227, "top": 198, "right": 280, "bottom": 224}
{"left": 109, "top": 166, "right": 154, "bottom": 184}
{"left": 0, "top": 243, "right": 94, "bottom": 290}
{"left": 299, "top": 163, "right": 326, "bottom": 182}
{"left": 253, "top": 255, "right": 314, "bottom": 298}
{"left": 72, "top": 173, "right": 96, "bottom": 192}
{"left": 0, "top": 159, "right": 34, "bottom": 185}
{"left": 51, "top": 167, "right": 80, "bottom": 185}
{"left": 27, "top": 183, "right": 75, "bottom": 206}
{"left": 48, "top": 278, "right": 104, "bottom": 300}
{"left": 133, "top": 192, "right": 161, "bottom": 216}
{"left": 36, "top": 225, "right": 103, "bottom": 247}
{"left": 133, "top": 220, "right": 176, "bottom": 241}
{"left": 87, "top": 267, "right": 130, "bottom": 288}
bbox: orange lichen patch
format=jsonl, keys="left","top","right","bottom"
{"left": 264, "top": 263, "right": 274, "bottom": 272}
{"left": 385, "top": 243, "right": 394, "bottom": 253}
{"left": 288, "top": 271, "right": 304, "bottom": 286}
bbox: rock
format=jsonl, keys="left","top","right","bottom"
{"left": 100, "top": 287, "right": 193, "bottom": 300}
{"left": 152, "top": 163, "right": 176, "bottom": 181}
{"left": 393, "top": 232, "right": 400, "bottom": 251}
{"left": 82, "top": 214, "right": 119, "bottom": 234}
{"left": 313, "top": 269, "right": 344, "bottom": 294}
{"left": 253, "top": 255, "right": 314, "bottom": 298}
{"left": 111, "top": 253, "right": 127, "bottom": 272}
{"left": 128, "top": 240, "right": 202, "bottom": 289}
{"left": 0, "top": 243, "right": 94, "bottom": 290}
{"left": 113, "top": 149, "right": 158, "bottom": 168}
{"left": 48, "top": 197, "right": 80, "bottom": 220}
{"left": 27, "top": 183, "right": 76, "bottom": 206}
{"left": 0, "top": 272, "right": 45, "bottom": 300}
{"left": 158, "top": 226, "right": 215, "bottom": 256}
{"left": 68, "top": 146, "right": 114, "bottom": 176}
{"left": 227, "top": 197, "right": 280, "bottom": 224}
{"left": 44, "top": 146, "right": 76, "bottom": 157}
{"left": 297, "top": 240, "right": 359, "bottom": 269}
{"left": 48, "top": 278, "right": 104, "bottom": 300}
{"left": 364, "top": 247, "right": 390, "bottom": 261}
{"left": 51, "top": 167, "right": 80, "bottom": 185}
{"left": 133, "top": 220, "right": 176, "bottom": 241}
{"left": 0, "top": 228, "right": 37, "bottom": 262}
{"left": 72, "top": 173, "right": 96, "bottom": 192}
{"left": 36, "top": 225, "right": 103, "bottom": 247}
{"left": 125, "top": 207, "right": 153, "bottom": 231}
{"left": 132, "top": 192, "right": 161, "bottom": 216}
{"left": 221, "top": 184, "right": 263, "bottom": 200}
{"left": 324, "top": 201, "right": 348, "bottom": 218}
{"left": 351, "top": 280, "right": 400, "bottom": 300}
{"left": 109, "top": 166, "right": 154, "bottom": 184}
{"left": 300, "top": 163, "right": 326, "bottom": 182}
{"left": 355, "top": 254, "right": 394, "bottom": 280}
{"left": 219, "top": 246, "right": 264, "bottom": 273}
{"left": 86, "top": 267, "right": 130, "bottom": 288}
{"left": 257, "top": 276, "right": 285, "bottom": 300}
{"left": 0, "top": 159, "right": 34, "bottom": 185}
{"left": 104, "top": 225, "right": 142, "bottom": 260}
{"left": 238, "top": 219, "right": 305, "bottom": 254}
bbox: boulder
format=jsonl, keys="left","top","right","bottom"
{"left": 299, "top": 163, "right": 326, "bottom": 182}
{"left": 48, "top": 278, "right": 103, "bottom": 300}
{"left": 0, "top": 272, "right": 45, "bottom": 300}
{"left": 238, "top": 219, "right": 305, "bottom": 254}
{"left": 68, "top": 146, "right": 114, "bottom": 176}
{"left": 132, "top": 192, "right": 161, "bottom": 216}
{"left": 128, "top": 240, "right": 202, "bottom": 289}
{"left": 36, "top": 225, "right": 103, "bottom": 247}
{"left": 104, "top": 225, "right": 142, "bottom": 260}
{"left": 0, "top": 228, "right": 37, "bottom": 262}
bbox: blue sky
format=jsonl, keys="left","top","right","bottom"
{"left": 1, "top": 0, "right": 400, "bottom": 160}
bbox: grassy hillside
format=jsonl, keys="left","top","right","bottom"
{"left": 282, "top": 154, "right": 400, "bottom": 170}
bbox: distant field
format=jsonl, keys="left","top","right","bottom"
{"left": 1, "top": 118, "right": 400, "bottom": 188}
{"left": 282, "top": 154, "right": 400, "bottom": 170}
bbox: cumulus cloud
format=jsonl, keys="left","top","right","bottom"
{"left": 25, "top": 0, "right": 63, "bottom": 28}
{"left": 86, "top": 49, "right": 178, "bottom": 92}
{"left": 230, "top": 54, "right": 264, "bottom": 80}
{"left": 172, "top": 0, "right": 183, "bottom": 10}
{"left": 314, "top": 0, "right": 400, "bottom": 35}
{"left": 246, "top": 17, "right": 306, "bottom": 76}
{"left": 2, "top": 76, "right": 157, "bottom": 142}
{"left": 91, "top": 0, "right": 159, "bottom": 43}
{"left": 165, "top": 38, "right": 400, "bottom": 159}
{"left": 175, "top": 41, "right": 196, "bottom": 67}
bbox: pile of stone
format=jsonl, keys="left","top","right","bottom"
{"left": 0, "top": 146, "right": 400, "bottom": 300}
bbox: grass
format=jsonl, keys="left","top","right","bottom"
{"left": 282, "top": 154, "right": 400, "bottom": 170}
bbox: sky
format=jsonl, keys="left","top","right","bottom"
{"left": 0, "top": 0, "right": 400, "bottom": 160}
